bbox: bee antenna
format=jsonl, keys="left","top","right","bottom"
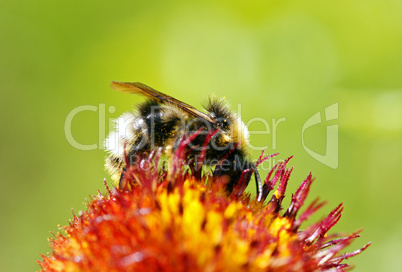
{"left": 251, "top": 163, "right": 263, "bottom": 202}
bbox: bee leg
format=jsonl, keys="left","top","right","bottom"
{"left": 119, "top": 167, "right": 127, "bottom": 190}
{"left": 251, "top": 163, "right": 262, "bottom": 202}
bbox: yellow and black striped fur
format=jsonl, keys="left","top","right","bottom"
{"left": 105, "top": 82, "right": 262, "bottom": 199}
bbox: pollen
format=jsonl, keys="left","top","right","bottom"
{"left": 38, "top": 134, "right": 370, "bottom": 272}
{"left": 224, "top": 202, "right": 243, "bottom": 219}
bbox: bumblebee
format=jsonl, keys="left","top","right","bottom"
{"left": 105, "top": 82, "right": 263, "bottom": 200}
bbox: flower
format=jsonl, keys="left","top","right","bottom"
{"left": 38, "top": 133, "right": 370, "bottom": 272}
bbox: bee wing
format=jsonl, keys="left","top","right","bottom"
{"left": 111, "top": 81, "right": 217, "bottom": 124}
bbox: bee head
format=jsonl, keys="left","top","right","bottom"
{"left": 204, "top": 96, "right": 250, "bottom": 150}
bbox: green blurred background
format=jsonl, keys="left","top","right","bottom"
{"left": 1, "top": 1, "right": 402, "bottom": 271}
